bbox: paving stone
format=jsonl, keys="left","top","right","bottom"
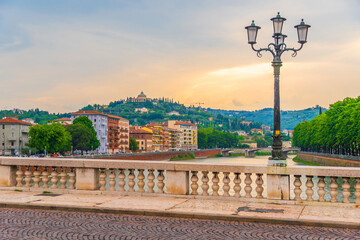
{"left": 0, "top": 207, "right": 359, "bottom": 240}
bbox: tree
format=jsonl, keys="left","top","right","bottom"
{"left": 129, "top": 137, "right": 139, "bottom": 151}
{"left": 72, "top": 116, "right": 100, "bottom": 150}
{"left": 67, "top": 124, "right": 93, "bottom": 151}
{"left": 28, "top": 123, "right": 72, "bottom": 153}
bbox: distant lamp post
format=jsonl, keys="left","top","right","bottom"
{"left": 245, "top": 12, "right": 310, "bottom": 166}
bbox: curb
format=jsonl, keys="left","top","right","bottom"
{"left": 0, "top": 202, "right": 359, "bottom": 229}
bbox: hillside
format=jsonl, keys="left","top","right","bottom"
{"left": 0, "top": 100, "right": 322, "bottom": 131}
{"left": 80, "top": 99, "right": 262, "bottom": 131}
{"left": 207, "top": 106, "right": 324, "bottom": 130}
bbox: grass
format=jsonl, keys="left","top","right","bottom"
{"left": 42, "top": 191, "right": 52, "bottom": 194}
{"left": 208, "top": 153, "right": 224, "bottom": 158}
{"left": 14, "top": 189, "right": 23, "bottom": 192}
{"left": 228, "top": 153, "right": 245, "bottom": 157}
{"left": 292, "top": 156, "right": 321, "bottom": 166}
{"left": 169, "top": 153, "right": 195, "bottom": 161}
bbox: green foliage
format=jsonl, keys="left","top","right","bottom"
{"left": 255, "top": 151, "right": 272, "bottom": 156}
{"left": 292, "top": 157, "right": 321, "bottom": 166}
{"left": 198, "top": 127, "right": 242, "bottom": 149}
{"left": 0, "top": 108, "right": 69, "bottom": 125}
{"left": 292, "top": 97, "right": 360, "bottom": 155}
{"left": 208, "top": 106, "right": 324, "bottom": 130}
{"left": 71, "top": 116, "right": 100, "bottom": 150}
{"left": 169, "top": 153, "right": 195, "bottom": 161}
{"left": 28, "top": 123, "right": 71, "bottom": 153}
{"left": 129, "top": 137, "right": 139, "bottom": 151}
{"left": 229, "top": 152, "right": 245, "bottom": 157}
{"left": 67, "top": 124, "right": 93, "bottom": 151}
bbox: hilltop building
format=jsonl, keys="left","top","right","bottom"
{"left": 127, "top": 91, "right": 151, "bottom": 103}
{"left": 0, "top": 117, "right": 33, "bottom": 156}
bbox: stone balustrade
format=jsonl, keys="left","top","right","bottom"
{"left": 0, "top": 157, "right": 359, "bottom": 204}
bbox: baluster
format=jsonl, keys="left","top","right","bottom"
{"left": 212, "top": 172, "right": 219, "bottom": 196}
{"left": 157, "top": 170, "right": 165, "bottom": 193}
{"left": 109, "top": 169, "right": 116, "bottom": 191}
{"left": 33, "top": 167, "right": 41, "bottom": 188}
{"left": 118, "top": 169, "right": 125, "bottom": 192}
{"left": 128, "top": 169, "right": 135, "bottom": 192}
{"left": 317, "top": 176, "right": 326, "bottom": 202}
{"left": 305, "top": 176, "right": 314, "bottom": 201}
{"left": 99, "top": 169, "right": 106, "bottom": 191}
{"left": 255, "top": 173, "right": 264, "bottom": 199}
{"left": 51, "top": 167, "right": 58, "bottom": 189}
{"left": 59, "top": 168, "right": 67, "bottom": 189}
{"left": 191, "top": 171, "right": 199, "bottom": 195}
{"left": 24, "top": 166, "right": 32, "bottom": 187}
{"left": 355, "top": 178, "right": 360, "bottom": 204}
{"left": 244, "top": 173, "right": 252, "bottom": 198}
{"left": 342, "top": 177, "right": 351, "bottom": 203}
{"left": 16, "top": 166, "right": 23, "bottom": 187}
{"left": 42, "top": 167, "right": 49, "bottom": 188}
{"left": 201, "top": 171, "right": 209, "bottom": 196}
{"left": 233, "top": 173, "right": 241, "bottom": 198}
{"left": 147, "top": 169, "right": 155, "bottom": 193}
{"left": 68, "top": 168, "right": 75, "bottom": 189}
{"left": 137, "top": 169, "right": 145, "bottom": 192}
{"left": 223, "top": 172, "right": 230, "bottom": 197}
{"left": 330, "top": 177, "right": 339, "bottom": 203}
{"left": 293, "top": 175, "right": 302, "bottom": 200}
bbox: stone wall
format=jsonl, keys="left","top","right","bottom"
{"left": 298, "top": 152, "right": 360, "bottom": 167}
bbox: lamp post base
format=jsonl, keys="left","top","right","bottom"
{"left": 268, "top": 159, "right": 287, "bottom": 167}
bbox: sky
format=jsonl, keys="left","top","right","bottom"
{"left": 0, "top": 0, "right": 359, "bottom": 113}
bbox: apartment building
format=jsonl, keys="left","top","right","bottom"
{"left": 167, "top": 120, "right": 197, "bottom": 150}
{"left": 0, "top": 117, "right": 33, "bottom": 156}
{"left": 107, "top": 115, "right": 129, "bottom": 154}
{"left": 71, "top": 111, "right": 108, "bottom": 153}
{"left": 129, "top": 127, "right": 153, "bottom": 152}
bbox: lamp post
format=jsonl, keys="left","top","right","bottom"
{"left": 245, "top": 12, "right": 310, "bottom": 166}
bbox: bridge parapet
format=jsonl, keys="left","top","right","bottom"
{"left": 0, "top": 157, "right": 359, "bottom": 204}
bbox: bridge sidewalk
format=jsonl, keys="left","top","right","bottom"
{"left": 0, "top": 189, "right": 359, "bottom": 229}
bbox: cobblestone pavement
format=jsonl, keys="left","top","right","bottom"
{"left": 0, "top": 208, "right": 359, "bottom": 240}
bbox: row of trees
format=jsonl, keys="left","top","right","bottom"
{"left": 28, "top": 116, "right": 100, "bottom": 154}
{"left": 292, "top": 97, "right": 360, "bottom": 155}
{"left": 198, "top": 127, "right": 245, "bottom": 149}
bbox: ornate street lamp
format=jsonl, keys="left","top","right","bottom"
{"left": 245, "top": 13, "right": 310, "bottom": 166}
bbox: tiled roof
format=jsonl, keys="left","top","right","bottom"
{"left": 0, "top": 118, "right": 33, "bottom": 126}
{"left": 107, "top": 114, "right": 129, "bottom": 121}
{"left": 130, "top": 129, "right": 152, "bottom": 134}
{"left": 71, "top": 110, "right": 107, "bottom": 116}
{"left": 174, "top": 121, "right": 196, "bottom": 126}
{"left": 53, "top": 117, "right": 71, "bottom": 122}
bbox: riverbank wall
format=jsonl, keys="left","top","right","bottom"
{"left": 298, "top": 152, "right": 360, "bottom": 167}
{"left": 78, "top": 149, "right": 221, "bottom": 161}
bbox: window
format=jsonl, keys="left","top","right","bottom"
{"left": 11, "top": 125, "right": 15, "bottom": 130}
{"left": 11, "top": 132, "right": 14, "bottom": 137}
{"left": 2, "top": 125, "right": 4, "bottom": 129}
{"left": 2, "top": 142, "right": 4, "bottom": 146}
{"left": 11, "top": 142, "right": 14, "bottom": 146}
{"left": 94, "top": 119, "right": 97, "bottom": 122}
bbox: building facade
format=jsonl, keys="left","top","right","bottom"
{"left": 71, "top": 111, "right": 108, "bottom": 153}
{"left": 129, "top": 127, "right": 153, "bottom": 152}
{"left": 167, "top": 120, "right": 197, "bottom": 150}
{"left": 107, "top": 115, "right": 129, "bottom": 154}
{"left": 0, "top": 117, "right": 33, "bottom": 156}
